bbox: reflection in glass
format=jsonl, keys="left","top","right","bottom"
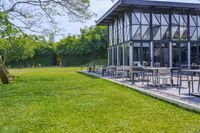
{"left": 172, "top": 43, "right": 179, "bottom": 67}
{"left": 142, "top": 43, "right": 150, "bottom": 66}
{"left": 154, "top": 43, "right": 161, "bottom": 65}
{"left": 124, "top": 43, "right": 130, "bottom": 66}
{"left": 180, "top": 43, "right": 187, "bottom": 65}
{"left": 119, "top": 45, "right": 123, "bottom": 66}
{"left": 133, "top": 43, "right": 141, "bottom": 66}
{"left": 114, "top": 47, "right": 117, "bottom": 65}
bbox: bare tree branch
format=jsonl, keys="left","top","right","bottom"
{"left": 0, "top": 0, "right": 94, "bottom": 35}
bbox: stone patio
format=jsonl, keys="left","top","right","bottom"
{"left": 80, "top": 70, "right": 200, "bottom": 112}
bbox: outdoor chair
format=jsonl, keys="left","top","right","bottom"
{"left": 113, "top": 66, "right": 124, "bottom": 78}
{"left": 179, "top": 70, "right": 200, "bottom": 95}
{"left": 142, "top": 69, "right": 153, "bottom": 85}
{"left": 130, "top": 66, "right": 144, "bottom": 84}
{"left": 178, "top": 69, "right": 193, "bottom": 94}
{"left": 106, "top": 66, "right": 116, "bottom": 77}
{"left": 157, "top": 69, "right": 172, "bottom": 87}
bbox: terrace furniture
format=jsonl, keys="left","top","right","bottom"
{"left": 113, "top": 66, "right": 130, "bottom": 79}
{"left": 144, "top": 67, "right": 172, "bottom": 87}
{"left": 106, "top": 66, "right": 116, "bottom": 77}
{"left": 157, "top": 68, "right": 172, "bottom": 87}
{"left": 170, "top": 67, "right": 180, "bottom": 87}
{"left": 180, "top": 69, "right": 200, "bottom": 95}
{"left": 113, "top": 66, "right": 124, "bottom": 78}
{"left": 130, "top": 66, "right": 144, "bottom": 84}
{"left": 142, "top": 69, "right": 153, "bottom": 85}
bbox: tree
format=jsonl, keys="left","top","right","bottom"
{"left": 4, "top": 34, "right": 40, "bottom": 67}
{"left": 0, "top": 12, "right": 18, "bottom": 38}
{"left": 0, "top": 0, "right": 94, "bottom": 33}
{"left": 55, "top": 26, "right": 107, "bottom": 58}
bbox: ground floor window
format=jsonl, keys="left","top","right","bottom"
{"left": 108, "top": 41, "right": 200, "bottom": 67}
{"left": 191, "top": 43, "right": 200, "bottom": 65}
{"left": 133, "top": 43, "right": 150, "bottom": 66}
{"left": 124, "top": 43, "right": 130, "bottom": 66}
{"left": 142, "top": 43, "right": 150, "bottom": 66}
{"left": 172, "top": 42, "right": 188, "bottom": 67}
{"left": 118, "top": 45, "right": 123, "bottom": 66}
{"left": 113, "top": 47, "right": 117, "bottom": 66}
{"left": 153, "top": 42, "right": 169, "bottom": 67}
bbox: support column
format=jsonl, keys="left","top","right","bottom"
{"left": 150, "top": 41, "right": 154, "bottom": 67}
{"left": 117, "top": 46, "right": 119, "bottom": 66}
{"left": 169, "top": 42, "right": 173, "bottom": 68}
{"left": 188, "top": 42, "right": 191, "bottom": 69}
{"left": 112, "top": 47, "right": 114, "bottom": 66}
{"left": 129, "top": 44, "right": 133, "bottom": 66}
{"left": 123, "top": 44, "right": 125, "bottom": 66}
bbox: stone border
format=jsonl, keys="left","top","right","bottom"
{"left": 79, "top": 70, "right": 200, "bottom": 113}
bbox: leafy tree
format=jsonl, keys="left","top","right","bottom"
{"left": 0, "top": 12, "right": 18, "bottom": 38}
{"left": 55, "top": 26, "right": 108, "bottom": 60}
{"left": 4, "top": 34, "right": 39, "bottom": 67}
{"left": 0, "top": 0, "right": 94, "bottom": 33}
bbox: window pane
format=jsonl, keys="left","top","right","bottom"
{"left": 190, "top": 15, "right": 196, "bottom": 26}
{"left": 132, "top": 25, "right": 140, "bottom": 38}
{"left": 161, "top": 14, "right": 168, "bottom": 25}
{"left": 141, "top": 13, "right": 148, "bottom": 25}
{"left": 132, "top": 13, "right": 140, "bottom": 24}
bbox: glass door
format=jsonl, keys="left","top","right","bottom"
{"left": 172, "top": 42, "right": 180, "bottom": 67}
{"left": 180, "top": 43, "right": 187, "bottom": 65}
{"left": 153, "top": 42, "right": 161, "bottom": 66}
{"left": 191, "top": 43, "right": 200, "bottom": 65}
{"left": 161, "top": 43, "right": 169, "bottom": 67}
{"left": 133, "top": 43, "right": 141, "bottom": 66}
{"left": 142, "top": 43, "right": 150, "bottom": 66}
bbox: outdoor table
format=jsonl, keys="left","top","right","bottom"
{"left": 144, "top": 67, "right": 171, "bottom": 87}
{"left": 181, "top": 69, "right": 200, "bottom": 95}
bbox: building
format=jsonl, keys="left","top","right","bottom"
{"left": 97, "top": 0, "right": 200, "bottom": 67}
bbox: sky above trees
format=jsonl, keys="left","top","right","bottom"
{"left": 53, "top": 0, "right": 114, "bottom": 41}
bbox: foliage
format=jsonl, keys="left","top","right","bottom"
{"left": 0, "top": 25, "right": 107, "bottom": 67}
{"left": 56, "top": 26, "right": 107, "bottom": 57}
{"left": 0, "top": 0, "right": 94, "bottom": 34}
{"left": 0, "top": 12, "right": 18, "bottom": 38}
{"left": 0, "top": 67, "right": 200, "bottom": 132}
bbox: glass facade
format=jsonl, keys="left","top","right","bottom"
{"left": 107, "top": 9, "right": 200, "bottom": 67}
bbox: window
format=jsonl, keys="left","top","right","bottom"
{"left": 153, "top": 13, "right": 169, "bottom": 41}
{"left": 109, "top": 24, "right": 113, "bottom": 46}
{"left": 132, "top": 12, "right": 150, "bottom": 40}
{"left": 113, "top": 19, "right": 118, "bottom": 45}
{"left": 118, "top": 18, "right": 124, "bottom": 43}
{"left": 124, "top": 12, "right": 130, "bottom": 41}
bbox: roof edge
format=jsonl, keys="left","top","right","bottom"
{"left": 96, "top": 0, "right": 122, "bottom": 26}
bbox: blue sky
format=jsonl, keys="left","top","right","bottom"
{"left": 54, "top": 0, "right": 115, "bottom": 41}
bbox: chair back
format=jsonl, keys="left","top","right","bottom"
{"left": 154, "top": 62, "right": 160, "bottom": 67}
{"left": 158, "top": 68, "right": 171, "bottom": 76}
{"left": 130, "top": 66, "right": 144, "bottom": 73}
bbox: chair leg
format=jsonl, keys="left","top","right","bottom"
{"left": 198, "top": 75, "right": 200, "bottom": 92}
{"left": 189, "top": 81, "right": 191, "bottom": 95}
{"left": 179, "top": 80, "right": 182, "bottom": 94}
{"left": 192, "top": 80, "right": 194, "bottom": 93}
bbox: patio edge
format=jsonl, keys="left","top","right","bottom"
{"left": 79, "top": 70, "right": 200, "bottom": 113}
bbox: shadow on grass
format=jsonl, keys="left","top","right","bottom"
{"left": 77, "top": 71, "right": 99, "bottom": 79}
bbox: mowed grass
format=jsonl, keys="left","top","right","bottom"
{"left": 0, "top": 67, "right": 199, "bottom": 132}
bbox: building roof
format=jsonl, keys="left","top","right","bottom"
{"left": 97, "top": 0, "right": 200, "bottom": 25}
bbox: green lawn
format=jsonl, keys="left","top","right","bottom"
{"left": 0, "top": 67, "right": 200, "bottom": 132}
